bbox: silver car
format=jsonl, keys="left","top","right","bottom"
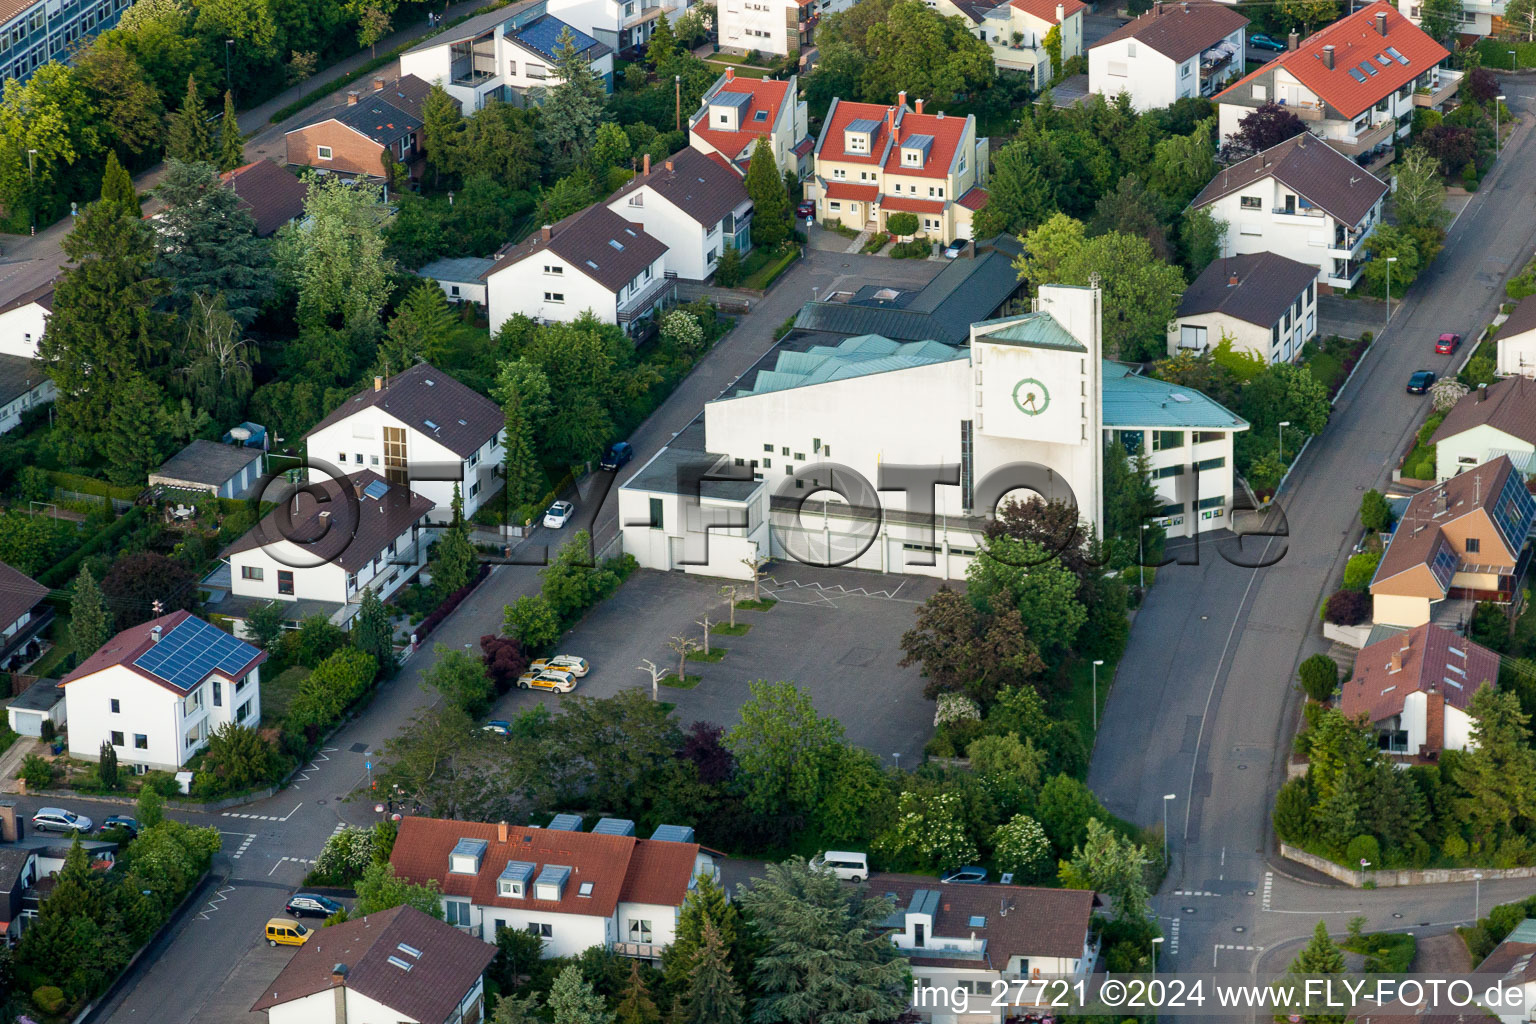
{"left": 33, "top": 807, "right": 94, "bottom": 834}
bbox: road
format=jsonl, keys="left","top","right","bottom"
{"left": 1088, "top": 74, "right": 1536, "bottom": 998}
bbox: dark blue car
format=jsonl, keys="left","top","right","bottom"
{"left": 1407, "top": 370, "right": 1437, "bottom": 394}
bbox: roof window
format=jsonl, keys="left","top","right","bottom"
{"left": 387, "top": 956, "right": 413, "bottom": 971}
{"left": 609, "top": 239, "right": 625, "bottom": 250}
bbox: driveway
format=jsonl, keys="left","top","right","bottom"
{"left": 1317, "top": 294, "right": 1389, "bottom": 341}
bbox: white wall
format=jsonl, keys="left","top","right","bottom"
{"left": 429, "top": 276, "right": 488, "bottom": 306}
{"left": 1089, "top": 38, "right": 1177, "bottom": 112}
{"left": 268, "top": 983, "right": 473, "bottom": 1024}
{"left": 0, "top": 378, "right": 54, "bottom": 436}
{"left": 1167, "top": 291, "right": 1316, "bottom": 364}
{"left": 0, "top": 302, "right": 48, "bottom": 359}
{"left": 1498, "top": 326, "right": 1536, "bottom": 379}
{"left": 64, "top": 663, "right": 260, "bottom": 771}
{"left": 228, "top": 521, "right": 429, "bottom": 620}
{"left": 1434, "top": 424, "right": 1534, "bottom": 484}
{"left": 607, "top": 190, "right": 719, "bottom": 281}
{"left": 487, "top": 254, "right": 619, "bottom": 333}
{"left": 1203, "top": 181, "right": 1381, "bottom": 290}
{"left": 719, "top": 0, "right": 795, "bottom": 55}
{"left": 618, "top": 482, "right": 769, "bottom": 579}
{"left": 618, "top": 900, "right": 682, "bottom": 948}
{"left": 465, "top": 899, "right": 611, "bottom": 957}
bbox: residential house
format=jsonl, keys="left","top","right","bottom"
{"left": 1370, "top": 456, "right": 1536, "bottom": 627}
{"left": 717, "top": 0, "right": 849, "bottom": 56}
{"left": 284, "top": 75, "right": 433, "bottom": 181}
{"left": 1088, "top": 0, "right": 1248, "bottom": 112}
{"left": 0, "top": 352, "right": 52, "bottom": 435}
{"left": 876, "top": 875, "right": 1097, "bottom": 1024}
{"left": 302, "top": 363, "right": 507, "bottom": 523}
{"left": 416, "top": 257, "right": 497, "bottom": 305}
{"left": 689, "top": 70, "right": 812, "bottom": 179}
{"left": 0, "top": 844, "right": 35, "bottom": 945}
{"left": 1429, "top": 375, "right": 1536, "bottom": 482}
{"left": 1190, "top": 132, "right": 1388, "bottom": 291}
{"left": 59, "top": 611, "right": 265, "bottom": 772}
{"left": 1167, "top": 251, "right": 1318, "bottom": 363}
{"left": 1496, "top": 293, "right": 1536, "bottom": 379}
{"left": 1393, "top": 0, "right": 1501, "bottom": 44}
{"left": 221, "top": 160, "right": 309, "bottom": 238}
{"left": 1340, "top": 623, "right": 1499, "bottom": 757}
{"left": 6, "top": 676, "right": 64, "bottom": 739}
{"left": 1474, "top": 918, "right": 1536, "bottom": 1024}
{"left": 250, "top": 905, "right": 496, "bottom": 1024}
{"left": 0, "top": 561, "right": 49, "bottom": 674}
{"left": 0, "top": 0, "right": 132, "bottom": 84}
{"left": 0, "top": 272, "right": 55, "bottom": 359}
{"left": 1215, "top": 1, "right": 1456, "bottom": 176}
{"left": 808, "top": 93, "right": 990, "bottom": 243}
{"left": 546, "top": 0, "right": 698, "bottom": 55}
{"left": 483, "top": 205, "right": 672, "bottom": 337}
{"left": 389, "top": 816, "right": 715, "bottom": 957}
{"left": 936, "top": 0, "right": 1086, "bottom": 90}
{"left": 148, "top": 440, "right": 265, "bottom": 500}
{"left": 220, "top": 471, "right": 436, "bottom": 629}
{"left": 606, "top": 149, "right": 753, "bottom": 281}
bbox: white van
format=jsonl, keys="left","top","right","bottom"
{"left": 810, "top": 851, "right": 869, "bottom": 882}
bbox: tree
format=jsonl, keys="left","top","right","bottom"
{"left": 1393, "top": 146, "right": 1448, "bottom": 231}
{"left": 166, "top": 73, "right": 212, "bottom": 162}
{"left": 70, "top": 567, "right": 114, "bottom": 658}
{"left": 98, "top": 741, "right": 119, "bottom": 789}
{"left": 352, "top": 589, "right": 396, "bottom": 678}
{"left": 539, "top": 28, "right": 607, "bottom": 170}
{"left": 99, "top": 150, "right": 138, "bottom": 216}
{"left": 1036, "top": 773, "right": 1109, "bottom": 858}
{"left": 136, "top": 785, "right": 165, "bottom": 829}
{"left": 244, "top": 601, "right": 286, "bottom": 655}
{"left": 1360, "top": 225, "right": 1422, "bottom": 299}
{"left": 506, "top": 594, "right": 561, "bottom": 648}
{"left": 1149, "top": 118, "right": 1216, "bottom": 209}
{"left": 1059, "top": 818, "right": 1150, "bottom": 921}
{"left": 354, "top": 861, "right": 444, "bottom": 918}
{"left": 1507, "top": 0, "right": 1536, "bottom": 40}
{"left": 548, "top": 964, "right": 612, "bottom": 1024}
{"left": 1278, "top": 921, "right": 1347, "bottom": 1024}
{"left": 992, "top": 814, "right": 1053, "bottom": 881}
{"left": 74, "top": 44, "right": 165, "bottom": 160}
{"left": 201, "top": 723, "right": 282, "bottom": 792}
{"left": 274, "top": 174, "right": 394, "bottom": 336}
{"left": 1298, "top": 654, "right": 1339, "bottom": 703}
{"left": 877, "top": 789, "right": 978, "bottom": 869}
{"left": 899, "top": 588, "right": 1044, "bottom": 702}
{"left": 1274, "top": 0, "right": 1338, "bottom": 32}
{"left": 1417, "top": 0, "right": 1464, "bottom": 41}
{"left": 1342, "top": 551, "right": 1381, "bottom": 592}
{"left": 1453, "top": 684, "right": 1536, "bottom": 843}
{"left": 290, "top": 649, "right": 378, "bottom": 729}
{"left": 1179, "top": 206, "right": 1226, "bottom": 276}
{"left": 1359, "top": 489, "right": 1391, "bottom": 532}
{"left": 646, "top": 11, "right": 678, "bottom": 67}
{"left": 662, "top": 873, "right": 744, "bottom": 992}
{"left": 493, "top": 358, "right": 553, "bottom": 511}
{"left": 420, "top": 83, "right": 466, "bottom": 186}
{"left": 537, "top": 167, "right": 597, "bottom": 223}
{"left": 424, "top": 646, "right": 495, "bottom": 717}
{"left": 216, "top": 90, "right": 244, "bottom": 172}
{"left": 177, "top": 291, "right": 254, "bottom": 424}
{"left": 614, "top": 962, "right": 660, "bottom": 1024}
{"left": 1418, "top": 122, "right": 1477, "bottom": 177}
{"left": 1090, "top": 174, "right": 1169, "bottom": 259}
{"left": 357, "top": 3, "right": 391, "bottom": 57}
{"left": 725, "top": 681, "right": 846, "bottom": 815}
{"left": 818, "top": 0, "right": 994, "bottom": 105}
{"left": 973, "top": 136, "right": 1054, "bottom": 238}
{"left": 379, "top": 280, "right": 455, "bottom": 373}
{"left": 1231, "top": 102, "right": 1305, "bottom": 155}
{"left": 737, "top": 858, "right": 910, "bottom": 1024}
{"left": 678, "top": 918, "right": 745, "bottom": 1024}
{"left": 0, "top": 63, "right": 103, "bottom": 228}
{"left": 152, "top": 158, "right": 270, "bottom": 323}
{"left": 966, "top": 535, "right": 1086, "bottom": 660}
{"left": 714, "top": 245, "right": 743, "bottom": 287}
{"left": 492, "top": 994, "right": 545, "bottom": 1024}
{"left": 745, "top": 137, "right": 790, "bottom": 248}
{"left": 886, "top": 211, "right": 920, "bottom": 237}
{"left": 99, "top": 553, "right": 194, "bottom": 630}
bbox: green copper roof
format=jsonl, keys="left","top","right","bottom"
{"left": 729, "top": 334, "right": 966, "bottom": 397}
{"left": 1101, "top": 361, "right": 1249, "bottom": 430}
{"left": 974, "top": 312, "right": 1087, "bottom": 352}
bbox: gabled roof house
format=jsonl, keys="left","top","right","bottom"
{"left": 1089, "top": 0, "right": 1249, "bottom": 111}
{"left": 689, "top": 70, "right": 812, "bottom": 179}
{"left": 1340, "top": 623, "right": 1500, "bottom": 758}
{"left": 1429, "top": 375, "right": 1536, "bottom": 482}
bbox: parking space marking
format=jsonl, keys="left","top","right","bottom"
{"left": 1213, "top": 944, "right": 1263, "bottom": 967}
{"left": 197, "top": 885, "right": 236, "bottom": 920}
{"left": 268, "top": 855, "right": 317, "bottom": 877}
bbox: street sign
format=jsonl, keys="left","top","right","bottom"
{"left": 365, "top": 761, "right": 372, "bottom": 771}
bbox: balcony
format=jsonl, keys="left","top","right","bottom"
{"left": 1414, "top": 69, "right": 1463, "bottom": 109}
{"left": 612, "top": 940, "right": 664, "bottom": 960}
{"left": 1333, "top": 117, "right": 1395, "bottom": 156}
{"left": 616, "top": 275, "right": 675, "bottom": 323}
{"left": 624, "top": 3, "right": 664, "bottom": 27}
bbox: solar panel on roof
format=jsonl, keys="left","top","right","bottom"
{"left": 133, "top": 617, "right": 258, "bottom": 692}
{"left": 363, "top": 479, "right": 389, "bottom": 500}
{"left": 1347, "top": 68, "right": 1367, "bottom": 82}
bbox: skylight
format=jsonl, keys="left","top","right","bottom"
{"left": 609, "top": 239, "right": 624, "bottom": 250}
{"left": 424, "top": 419, "right": 439, "bottom": 429}
{"left": 586, "top": 259, "right": 599, "bottom": 269}
{"left": 754, "top": 110, "right": 768, "bottom": 121}
{"left": 1385, "top": 45, "right": 1409, "bottom": 64}
{"left": 387, "top": 956, "right": 414, "bottom": 971}
{"left": 1359, "top": 61, "right": 1378, "bottom": 76}
{"left": 1347, "top": 68, "right": 1367, "bottom": 83}
{"left": 1375, "top": 53, "right": 1392, "bottom": 65}
{"left": 578, "top": 881, "right": 594, "bottom": 896}
{"left": 968, "top": 915, "right": 986, "bottom": 927}
{"left": 396, "top": 943, "right": 422, "bottom": 958}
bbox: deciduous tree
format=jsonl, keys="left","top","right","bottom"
{"left": 724, "top": 680, "right": 846, "bottom": 815}
{"left": 354, "top": 861, "right": 444, "bottom": 917}
{"left": 423, "top": 646, "right": 495, "bottom": 717}
{"left": 274, "top": 174, "right": 394, "bottom": 336}
{"left": 1230, "top": 102, "right": 1305, "bottom": 155}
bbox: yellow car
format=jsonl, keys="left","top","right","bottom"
{"left": 266, "top": 918, "right": 313, "bottom": 947}
{"left": 530, "top": 655, "right": 589, "bottom": 677}
{"left": 517, "top": 669, "right": 577, "bottom": 693}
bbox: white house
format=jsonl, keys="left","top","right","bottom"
{"left": 606, "top": 149, "right": 753, "bottom": 281}
{"left": 877, "top": 876, "right": 1098, "bottom": 1024}
{"left": 0, "top": 560, "right": 49, "bottom": 675}
{"left": 689, "top": 70, "right": 813, "bottom": 179}
{"left": 1340, "top": 624, "right": 1500, "bottom": 757}
{"left": 415, "top": 256, "right": 496, "bottom": 306}
{"left": 484, "top": 205, "right": 672, "bottom": 337}
{"left": 148, "top": 440, "right": 265, "bottom": 499}
{"left": 390, "top": 816, "right": 715, "bottom": 958}
{"left": 619, "top": 284, "right": 1249, "bottom": 582}
{"left": 0, "top": 276, "right": 52, "bottom": 360}
{"left": 399, "top": 0, "right": 614, "bottom": 110}
{"left": 220, "top": 471, "right": 436, "bottom": 630}
{"left": 6, "top": 677, "right": 65, "bottom": 740}
{"left": 718, "top": 0, "right": 844, "bottom": 56}
{"left": 303, "top": 363, "right": 506, "bottom": 523}
{"left": 0, "top": 353, "right": 53, "bottom": 436}
{"left": 1190, "top": 132, "right": 1388, "bottom": 292}
{"left": 1168, "top": 251, "right": 1319, "bottom": 364}
{"left": 59, "top": 611, "right": 266, "bottom": 773}
{"left": 1497, "top": 294, "right": 1536, "bottom": 379}
{"left": 1394, "top": 0, "right": 1503, "bottom": 39}
{"left": 1428, "top": 375, "right": 1536, "bottom": 482}
{"left": 250, "top": 905, "right": 496, "bottom": 1024}
{"left": 546, "top": 0, "right": 698, "bottom": 55}
{"left": 1215, "top": 2, "right": 1456, "bottom": 177}
{"left": 1088, "top": 0, "right": 1248, "bottom": 112}
{"left": 969, "top": 0, "right": 1087, "bottom": 90}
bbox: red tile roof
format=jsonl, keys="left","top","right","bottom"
{"left": 824, "top": 182, "right": 880, "bottom": 201}
{"left": 818, "top": 99, "right": 893, "bottom": 165}
{"left": 1214, "top": 1, "right": 1447, "bottom": 120}
{"left": 690, "top": 77, "right": 790, "bottom": 162}
{"left": 1010, "top": 0, "right": 1086, "bottom": 23}
{"left": 792, "top": 136, "right": 814, "bottom": 157}
{"left": 1340, "top": 623, "right": 1499, "bottom": 727}
{"left": 880, "top": 195, "right": 946, "bottom": 213}
{"left": 956, "top": 186, "right": 989, "bottom": 211}
{"left": 390, "top": 817, "right": 700, "bottom": 919}
{"left": 818, "top": 98, "right": 973, "bottom": 180}
{"left": 59, "top": 611, "right": 267, "bottom": 695}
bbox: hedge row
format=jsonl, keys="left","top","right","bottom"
{"left": 36, "top": 507, "right": 148, "bottom": 589}
{"left": 47, "top": 470, "right": 142, "bottom": 502}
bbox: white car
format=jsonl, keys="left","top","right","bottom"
{"left": 32, "top": 807, "right": 94, "bottom": 834}
{"left": 543, "top": 501, "right": 575, "bottom": 528}
{"left": 530, "top": 655, "right": 589, "bottom": 677}
{"left": 517, "top": 669, "right": 578, "bottom": 693}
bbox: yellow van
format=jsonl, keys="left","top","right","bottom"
{"left": 265, "top": 918, "right": 312, "bottom": 947}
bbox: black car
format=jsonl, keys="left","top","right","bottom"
{"left": 286, "top": 893, "right": 344, "bottom": 919}
{"left": 102, "top": 815, "right": 140, "bottom": 838}
{"left": 1407, "top": 370, "right": 1437, "bottom": 394}
{"left": 600, "top": 441, "right": 634, "bottom": 471}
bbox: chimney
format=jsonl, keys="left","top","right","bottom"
{"left": 353, "top": 481, "right": 365, "bottom": 500}
{"left": 346, "top": 90, "right": 360, "bottom": 106}
{"left": 331, "top": 964, "right": 349, "bottom": 985}
{"left": 332, "top": 965, "right": 349, "bottom": 1024}
{"left": 1155, "top": 0, "right": 1163, "bottom": 14}
{"left": 0, "top": 802, "right": 19, "bottom": 842}
{"left": 1287, "top": 30, "right": 1299, "bottom": 49}
{"left": 665, "top": 158, "right": 674, "bottom": 171}
{"left": 151, "top": 625, "right": 162, "bottom": 643}
{"left": 1322, "top": 44, "right": 1334, "bottom": 69}
{"left": 373, "top": 375, "right": 383, "bottom": 392}
{"left": 1478, "top": 382, "right": 1488, "bottom": 401}
{"left": 1228, "top": 271, "right": 1240, "bottom": 287}
{"left": 898, "top": 89, "right": 907, "bottom": 109}
{"left": 724, "top": 66, "right": 735, "bottom": 81}
{"left": 643, "top": 152, "right": 650, "bottom": 176}
{"left": 498, "top": 821, "right": 509, "bottom": 843}
{"left": 541, "top": 224, "right": 553, "bottom": 242}
{"left": 373, "top": 75, "right": 386, "bottom": 91}
{"left": 886, "top": 106, "right": 895, "bottom": 138}
{"left": 1056, "top": 1, "right": 1064, "bottom": 19}
{"left": 1388, "top": 650, "right": 1402, "bottom": 674}
{"left": 1375, "top": 10, "right": 1387, "bottom": 34}
{"left": 915, "top": 98, "right": 924, "bottom": 114}
{"left": 1424, "top": 688, "right": 1446, "bottom": 755}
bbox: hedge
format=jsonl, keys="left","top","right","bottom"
{"left": 36, "top": 507, "right": 148, "bottom": 589}
{"left": 47, "top": 470, "right": 142, "bottom": 502}
{"left": 742, "top": 247, "right": 800, "bottom": 291}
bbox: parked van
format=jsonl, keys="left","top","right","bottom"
{"left": 265, "top": 918, "right": 313, "bottom": 947}
{"left": 810, "top": 851, "right": 869, "bottom": 882}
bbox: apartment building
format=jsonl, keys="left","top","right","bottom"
{"left": 1089, "top": 0, "right": 1248, "bottom": 111}
{"left": 0, "top": 0, "right": 131, "bottom": 82}
{"left": 689, "top": 69, "right": 812, "bottom": 178}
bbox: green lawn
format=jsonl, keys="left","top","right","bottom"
{"left": 704, "top": 60, "right": 769, "bottom": 79}
{"left": 686, "top": 647, "right": 727, "bottom": 663}
{"left": 261, "top": 665, "right": 311, "bottom": 726}
{"left": 1051, "top": 653, "right": 1122, "bottom": 752}
{"left": 28, "top": 613, "right": 75, "bottom": 679}
{"left": 660, "top": 673, "right": 701, "bottom": 689}
{"left": 713, "top": 622, "right": 752, "bottom": 636}
{"left": 735, "top": 598, "right": 777, "bottom": 611}
{"left": 1343, "top": 931, "right": 1416, "bottom": 973}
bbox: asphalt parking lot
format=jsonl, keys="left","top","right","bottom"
{"left": 488, "top": 566, "right": 946, "bottom": 764}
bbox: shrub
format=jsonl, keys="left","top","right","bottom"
{"left": 1298, "top": 654, "right": 1340, "bottom": 702}
{"left": 885, "top": 212, "right": 919, "bottom": 237}
{"left": 933, "top": 693, "right": 981, "bottom": 727}
{"left": 1359, "top": 489, "right": 1391, "bottom": 532}
{"left": 505, "top": 594, "right": 561, "bottom": 649}
{"left": 1342, "top": 551, "right": 1382, "bottom": 591}
{"left": 481, "top": 634, "right": 530, "bottom": 694}
{"left": 1442, "top": 833, "right": 1469, "bottom": 860}
{"left": 1325, "top": 589, "right": 1369, "bottom": 626}
{"left": 33, "top": 986, "right": 66, "bottom": 1014}
{"left": 311, "top": 825, "right": 378, "bottom": 885}
{"left": 417, "top": 563, "right": 489, "bottom": 642}
{"left": 991, "top": 815, "right": 1053, "bottom": 882}
{"left": 19, "top": 754, "right": 52, "bottom": 791}
{"left": 1346, "top": 834, "right": 1381, "bottom": 869}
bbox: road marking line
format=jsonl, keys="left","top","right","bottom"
{"left": 1263, "top": 872, "right": 1273, "bottom": 912}
{"left": 197, "top": 885, "right": 235, "bottom": 920}
{"left": 280, "top": 802, "right": 303, "bottom": 822}
{"left": 1174, "top": 890, "right": 1219, "bottom": 897}
{"left": 1213, "top": 943, "right": 1263, "bottom": 967}
{"left": 1169, "top": 916, "right": 1180, "bottom": 955}
{"left": 231, "top": 832, "right": 257, "bottom": 859}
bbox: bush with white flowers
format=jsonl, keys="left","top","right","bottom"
{"left": 934, "top": 693, "right": 981, "bottom": 728}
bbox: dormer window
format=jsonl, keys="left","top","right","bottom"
{"left": 534, "top": 864, "right": 571, "bottom": 901}
{"left": 843, "top": 117, "right": 880, "bottom": 154}
{"left": 450, "top": 838, "right": 487, "bottom": 874}
{"left": 846, "top": 132, "right": 869, "bottom": 152}
{"left": 901, "top": 134, "right": 933, "bottom": 167}
{"left": 498, "top": 860, "right": 535, "bottom": 898}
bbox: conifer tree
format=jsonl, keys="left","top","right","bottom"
{"left": 166, "top": 74, "right": 212, "bottom": 163}
{"left": 217, "top": 90, "right": 245, "bottom": 172}
{"left": 70, "top": 566, "right": 113, "bottom": 658}
{"left": 99, "top": 150, "right": 137, "bottom": 215}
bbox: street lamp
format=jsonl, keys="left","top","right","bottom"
{"left": 1278, "top": 419, "right": 1291, "bottom": 460}
{"left": 1496, "top": 95, "right": 1507, "bottom": 157}
{"left": 1139, "top": 522, "right": 1150, "bottom": 591}
{"left": 1162, "top": 793, "right": 1176, "bottom": 869}
{"left": 1385, "top": 256, "right": 1398, "bottom": 320}
{"left": 1511, "top": 49, "right": 1518, "bottom": 71}
{"left": 1091, "top": 659, "right": 1104, "bottom": 733}
{"left": 1474, "top": 872, "right": 1484, "bottom": 922}
{"left": 26, "top": 147, "right": 36, "bottom": 235}
{"left": 225, "top": 39, "right": 234, "bottom": 92}
{"left": 1151, "top": 935, "right": 1165, "bottom": 977}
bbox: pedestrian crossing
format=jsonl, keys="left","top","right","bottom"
{"left": 1173, "top": 889, "right": 1221, "bottom": 897}
{"left": 231, "top": 833, "right": 256, "bottom": 859}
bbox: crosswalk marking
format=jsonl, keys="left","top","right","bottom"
{"left": 1262, "top": 872, "right": 1274, "bottom": 912}
{"left": 231, "top": 833, "right": 256, "bottom": 859}
{"left": 1174, "top": 889, "right": 1220, "bottom": 897}
{"left": 1168, "top": 917, "right": 1180, "bottom": 955}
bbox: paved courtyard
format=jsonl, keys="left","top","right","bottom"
{"left": 489, "top": 567, "right": 946, "bottom": 764}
